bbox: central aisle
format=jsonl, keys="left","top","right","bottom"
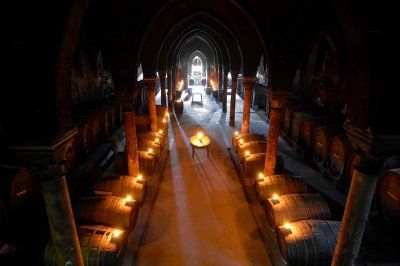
{"left": 136, "top": 88, "right": 271, "bottom": 266}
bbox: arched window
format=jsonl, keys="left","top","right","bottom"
{"left": 192, "top": 56, "right": 202, "bottom": 76}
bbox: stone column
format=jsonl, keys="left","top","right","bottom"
{"left": 241, "top": 77, "right": 256, "bottom": 133}
{"left": 263, "top": 89, "right": 289, "bottom": 175}
{"left": 229, "top": 71, "right": 238, "bottom": 126}
{"left": 332, "top": 160, "right": 379, "bottom": 265}
{"left": 332, "top": 122, "right": 390, "bottom": 265}
{"left": 123, "top": 108, "right": 140, "bottom": 176}
{"left": 168, "top": 69, "right": 173, "bottom": 106}
{"left": 159, "top": 71, "right": 167, "bottom": 106}
{"left": 144, "top": 77, "right": 158, "bottom": 132}
{"left": 41, "top": 164, "right": 83, "bottom": 265}
{"left": 218, "top": 67, "right": 223, "bottom": 102}
{"left": 222, "top": 70, "right": 228, "bottom": 112}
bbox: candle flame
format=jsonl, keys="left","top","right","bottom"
{"left": 162, "top": 118, "right": 166, "bottom": 123}
{"left": 197, "top": 132, "right": 204, "bottom": 139}
{"left": 113, "top": 230, "right": 122, "bottom": 238}
{"left": 234, "top": 131, "right": 239, "bottom": 136}
{"left": 137, "top": 174, "right": 143, "bottom": 181}
{"left": 155, "top": 138, "right": 159, "bottom": 143}
{"left": 148, "top": 148, "right": 153, "bottom": 154}
{"left": 258, "top": 173, "right": 264, "bottom": 179}
{"left": 158, "top": 129, "right": 163, "bottom": 134}
{"left": 239, "top": 139, "right": 244, "bottom": 144}
{"left": 126, "top": 195, "right": 133, "bottom": 202}
{"left": 245, "top": 150, "right": 250, "bottom": 157}
{"left": 284, "top": 223, "right": 291, "bottom": 230}
{"left": 272, "top": 194, "right": 279, "bottom": 200}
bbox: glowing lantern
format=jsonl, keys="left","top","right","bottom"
{"left": 125, "top": 195, "right": 133, "bottom": 202}
{"left": 148, "top": 148, "right": 153, "bottom": 155}
{"left": 137, "top": 174, "right": 143, "bottom": 181}
{"left": 113, "top": 230, "right": 122, "bottom": 238}
{"left": 284, "top": 223, "right": 291, "bottom": 230}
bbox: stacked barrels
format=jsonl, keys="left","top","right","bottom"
{"left": 253, "top": 172, "right": 341, "bottom": 265}
{"left": 72, "top": 98, "right": 121, "bottom": 168}
{"left": 230, "top": 127, "right": 342, "bottom": 265}
{"left": 231, "top": 132, "right": 284, "bottom": 179}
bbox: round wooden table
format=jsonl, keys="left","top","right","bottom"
{"left": 190, "top": 135, "right": 210, "bottom": 158}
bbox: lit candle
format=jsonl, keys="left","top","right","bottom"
{"left": 137, "top": 174, "right": 143, "bottom": 181}
{"left": 113, "top": 229, "right": 122, "bottom": 238}
{"left": 126, "top": 195, "right": 133, "bottom": 202}
{"left": 245, "top": 150, "right": 250, "bottom": 157}
{"left": 258, "top": 173, "right": 264, "bottom": 180}
{"left": 284, "top": 222, "right": 291, "bottom": 230}
{"left": 148, "top": 148, "right": 153, "bottom": 155}
{"left": 197, "top": 132, "right": 204, "bottom": 141}
{"left": 158, "top": 129, "right": 163, "bottom": 134}
{"left": 234, "top": 131, "right": 239, "bottom": 136}
{"left": 239, "top": 139, "right": 244, "bottom": 145}
{"left": 155, "top": 138, "right": 159, "bottom": 143}
{"left": 162, "top": 118, "right": 166, "bottom": 123}
{"left": 272, "top": 194, "right": 279, "bottom": 201}
{"left": 165, "top": 112, "right": 169, "bottom": 117}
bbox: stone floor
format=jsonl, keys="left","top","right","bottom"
{"left": 136, "top": 87, "right": 271, "bottom": 265}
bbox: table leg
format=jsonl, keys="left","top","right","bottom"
{"left": 207, "top": 147, "right": 209, "bottom": 157}
{"left": 192, "top": 147, "right": 194, "bottom": 158}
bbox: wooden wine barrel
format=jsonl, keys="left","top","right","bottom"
{"left": 265, "top": 194, "right": 331, "bottom": 227}
{"left": 73, "top": 123, "right": 93, "bottom": 157}
{"left": 93, "top": 174, "right": 147, "bottom": 205}
{"left": 139, "top": 151, "right": 156, "bottom": 176}
{"left": 45, "top": 225, "right": 126, "bottom": 266}
{"left": 101, "top": 99, "right": 121, "bottom": 127}
{"left": 232, "top": 133, "right": 266, "bottom": 152}
{"left": 290, "top": 111, "right": 315, "bottom": 144}
{"left": 376, "top": 169, "right": 400, "bottom": 224}
{"left": 277, "top": 220, "right": 341, "bottom": 265}
{"left": 0, "top": 165, "right": 39, "bottom": 214}
{"left": 345, "top": 152, "right": 361, "bottom": 184}
{"left": 80, "top": 109, "right": 111, "bottom": 137}
{"left": 237, "top": 141, "right": 267, "bottom": 163}
{"left": 281, "top": 104, "right": 309, "bottom": 137}
{"left": 75, "top": 196, "right": 139, "bottom": 231}
{"left": 327, "top": 135, "right": 352, "bottom": 180}
{"left": 93, "top": 104, "right": 118, "bottom": 131}
{"left": 256, "top": 175, "right": 307, "bottom": 201}
{"left": 137, "top": 132, "right": 165, "bottom": 150}
{"left": 174, "top": 100, "right": 184, "bottom": 115}
{"left": 242, "top": 153, "right": 285, "bottom": 179}
{"left": 312, "top": 125, "right": 344, "bottom": 166}
{"left": 138, "top": 140, "right": 161, "bottom": 160}
{"left": 73, "top": 115, "right": 102, "bottom": 144}
{"left": 298, "top": 117, "right": 332, "bottom": 150}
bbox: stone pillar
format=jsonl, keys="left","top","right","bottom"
{"left": 168, "top": 69, "right": 173, "bottom": 106}
{"left": 332, "top": 121, "right": 391, "bottom": 265}
{"left": 229, "top": 71, "right": 238, "bottom": 126}
{"left": 222, "top": 71, "right": 228, "bottom": 112}
{"left": 241, "top": 77, "right": 256, "bottom": 133}
{"left": 123, "top": 109, "right": 140, "bottom": 176}
{"left": 41, "top": 164, "right": 83, "bottom": 265}
{"left": 159, "top": 71, "right": 167, "bottom": 106}
{"left": 263, "top": 89, "right": 289, "bottom": 175}
{"left": 332, "top": 161, "right": 379, "bottom": 265}
{"left": 218, "top": 67, "right": 223, "bottom": 102}
{"left": 144, "top": 77, "right": 158, "bottom": 132}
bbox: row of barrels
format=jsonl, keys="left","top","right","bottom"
{"left": 45, "top": 107, "right": 171, "bottom": 265}
{"left": 231, "top": 133, "right": 341, "bottom": 265}
{"left": 44, "top": 173, "right": 147, "bottom": 265}
{"left": 72, "top": 98, "right": 121, "bottom": 168}
{"left": 231, "top": 133, "right": 284, "bottom": 179}
{"left": 279, "top": 102, "right": 400, "bottom": 226}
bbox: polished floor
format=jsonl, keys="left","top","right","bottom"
{"left": 136, "top": 87, "right": 272, "bottom": 265}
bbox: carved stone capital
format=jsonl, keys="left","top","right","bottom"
{"left": 8, "top": 127, "right": 78, "bottom": 169}
{"left": 143, "top": 77, "right": 158, "bottom": 91}
{"left": 344, "top": 119, "right": 400, "bottom": 156}
{"left": 242, "top": 77, "right": 256, "bottom": 90}
{"left": 267, "top": 88, "right": 290, "bottom": 109}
